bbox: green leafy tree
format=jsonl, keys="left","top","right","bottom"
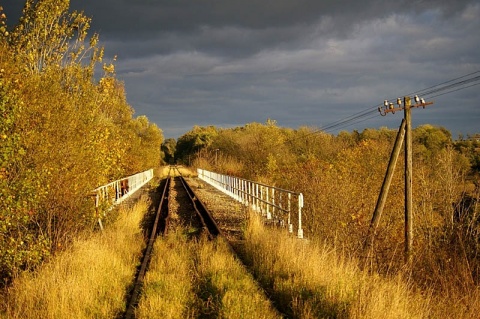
{"left": 125, "top": 115, "right": 163, "bottom": 173}
{"left": 161, "top": 138, "right": 177, "bottom": 164}
{"left": 454, "top": 137, "right": 480, "bottom": 177}
{"left": 175, "top": 126, "right": 218, "bottom": 164}
{"left": 413, "top": 124, "right": 452, "bottom": 159}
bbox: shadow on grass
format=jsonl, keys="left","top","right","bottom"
{"left": 195, "top": 275, "right": 223, "bottom": 319}
{"left": 139, "top": 180, "right": 166, "bottom": 239}
{"left": 234, "top": 243, "right": 351, "bottom": 319}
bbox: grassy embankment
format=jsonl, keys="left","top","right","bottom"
{"left": 1, "top": 198, "right": 148, "bottom": 319}
{"left": 243, "top": 213, "right": 429, "bottom": 318}
{"left": 1, "top": 166, "right": 281, "bottom": 319}
{"left": 242, "top": 212, "right": 480, "bottom": 318}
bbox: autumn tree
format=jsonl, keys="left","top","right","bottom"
{"left": 9, "top": 0, "right": 99, "bottom": 73}
{"left": 0, "top": 40, "right": 50, "bottom": 282}
{"left": 124, "top": 115, "right": 163, "bottom": 173}
{"left": 0, "top": 1, "right": 163, "bottom": 283}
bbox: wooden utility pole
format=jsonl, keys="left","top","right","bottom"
{"left": 404, "top": 97, "right": 413, "bottom": 263}
{"left": 367, "top": 96, "right": 434, "bottom": 263}
{"left": 364, "top": 119, "right": 405, "bottom": 263}
{"left": 215, "top": 148, "right": 219, "bottom": 166}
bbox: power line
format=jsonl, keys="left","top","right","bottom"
{"left": 411, "top": 70, "right": 480, "bottom": 97}
{"left": 283, "top": 70, "right": 480, "bottom": 143}
{"left": 427, "top": 82, "right": 480, "bottom": 99}
{"left": 318, "top": 70, "right": 480, "bottom": 134}
{"left": 421, "top": 75, "right": 480, "bottom": 97}
{"left": 321, "top": 110, "right": 378, "bottom": 133}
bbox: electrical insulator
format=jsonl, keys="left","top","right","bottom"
{"left": 384, "top": 100, "right": 389, "bottom": 107}
{"left": 414, "top": 95, "right": 420, "bottom": 103}
{"left": 397, "top": 98, "right": 402, "bottom": 105}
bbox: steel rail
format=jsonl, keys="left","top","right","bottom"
{"left": 175, "top": 168, "right": 221, "bottom": 238}
{"left": 124, "top": 171, "right": 171, "bottom": 319}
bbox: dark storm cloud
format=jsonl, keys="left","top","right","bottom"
{"left": 66, "top": 0, "right": 475, "bottom": 59}
{"left": 2, "top": 0, "right": 479, "bottom": 138}
{"left": 72, "top": 0, "right": 472, "bottom": 34}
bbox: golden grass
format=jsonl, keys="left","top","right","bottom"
{"left": 157, "top": 165, "right": 196, "bottom": 178}
{"left": 194, "top": 236, "right": 281, "bottom": 319}
{"left": 136, "top": 229, "right": 281, "bottom": 319}
{"left": 3, "top": 193, "right": 477, "bottom": 318}
{"left": 244, "top": 212, "right": 431, "bottom": 319}
{"left": 176, "top": 165, "right": 196, "bottom": 177}
{"left": 157, "top": 165, "right": 173, "bottom": 179}
{"left": 1, "top": 199, "right": 147, "bottom": 319}
{"left": 425, "top": 285, "right": 480, "bottom": 319}
{"left": 135, "top": 230, "right": 197, "bottom": 319}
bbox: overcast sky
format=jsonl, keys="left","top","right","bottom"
{"left": 3, "top": 0, "right": 480, "bottom": 138}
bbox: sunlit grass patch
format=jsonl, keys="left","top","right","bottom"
{"left": 194, "top": 236, "right": 281, "bottom": 319}
{"left": 135, "top": 230, "right": 197, "bottom": 319}
{"left": 137, "top": 228, "right": 280, "bottom": 319}
{"left": 2, "top": 200, "right": 147, "bottom": 319}
{"left": 244, "top": 211, "right": 431, "bottom": 319}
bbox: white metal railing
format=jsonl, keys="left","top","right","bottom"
{"left": 197, "top": 168, "right": 304, "bottom": 238}
{"left": 92, "top": 169, "right": 153, "bottom": 229}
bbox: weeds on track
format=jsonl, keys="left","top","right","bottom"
{"left": 136, "top": 229, "right": 281, "bottom": 319}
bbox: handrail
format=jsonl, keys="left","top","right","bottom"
{"left": 92, "top": 169, "right": 153, "bottom": 229}
{"left": 197, "top": 168, "right": 304, "bottom": 238}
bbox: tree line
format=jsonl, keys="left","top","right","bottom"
{"left": 169, "top": 119, "right": 480, "bottom": 292}
{"left": 0, "top": 1, "right": 163, "bottom": 283}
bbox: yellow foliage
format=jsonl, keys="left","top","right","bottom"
{"left": 0, "top": 0, "right": 164, "bottom": 282}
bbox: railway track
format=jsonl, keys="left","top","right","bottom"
{"left": 121, "top": 166, "right": 279, "bottom": 318}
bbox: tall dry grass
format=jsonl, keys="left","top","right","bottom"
{"left": 1, "top": 199, "right": 147, "bottom": 319}
{"left": 243, "top": 212, "right": 431, "bottom": 319}
{"left": 193, "top": 236, "right": 281, "bottom": 319}
{"left": 135, "top": 230, "right": 197, "bottom": 319}
{"left": 136, "top": 228, "right": 281, "bottom": 319}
